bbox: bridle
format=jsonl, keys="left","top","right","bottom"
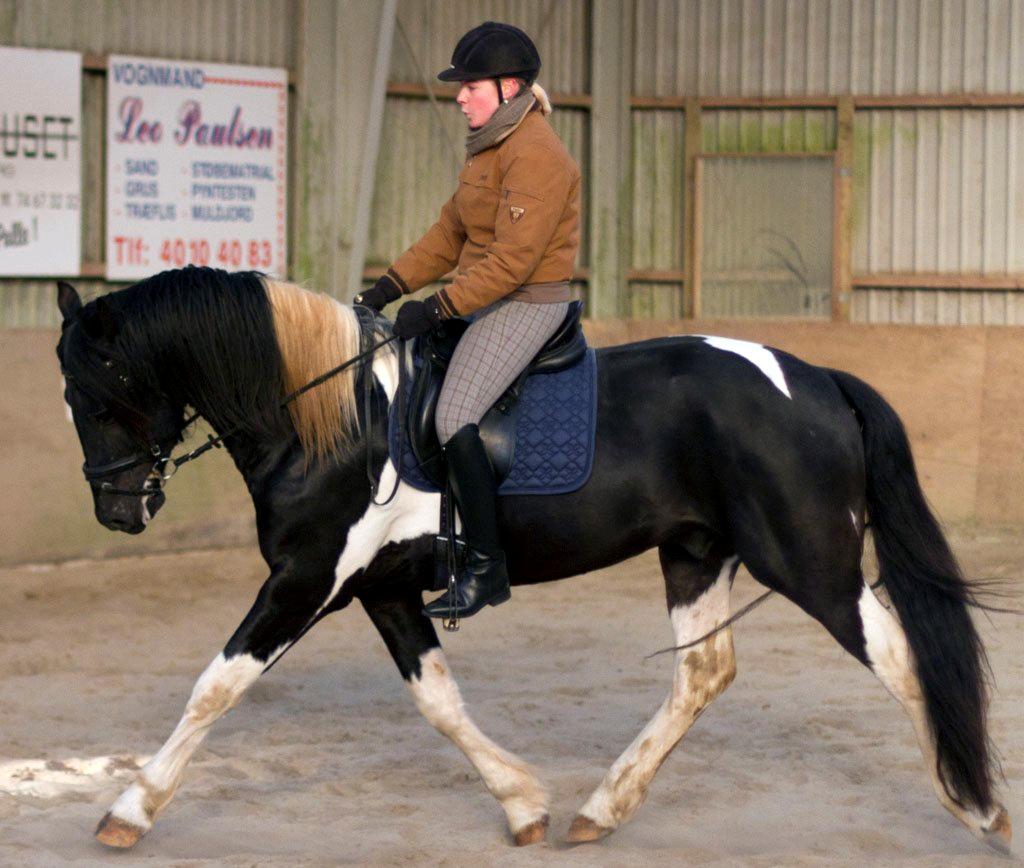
{"left": 66, "top": 314, "right": 401, "bottom": 501}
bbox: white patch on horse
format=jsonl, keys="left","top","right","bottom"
{"left": 408, "top": 648, "right": 549, "bottom": 835}
{"left": 575, "top": 557, "right": 738, "bottom": 833}
{"left": 850, "top": 508, "right": 859, "bottom": 533}
{"left": 104, "top": 652, "right": 265, "bottom": 832}
{"left": 300, "top": 337, "right": 438, "bottom": 614}
{"left": 0, "top": 754, "right": 147, "bottom": 798}
{"left": 61, "top": 376, "right": 74, "bottom": 423}
{"left": 317, "top": 464, "right": 440, "bottom": 616}
{"left": 859, "top": 583, "right": 915, "bottom": 698}
{"left": 700, "top": 336, "right": 792, "bottom": 399}
{"left": 371, "top": 345, "right": 402, "bottom": 401}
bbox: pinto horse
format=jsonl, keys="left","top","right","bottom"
{"left": 55, "top": 267, "right": 1010, "bottom": 853}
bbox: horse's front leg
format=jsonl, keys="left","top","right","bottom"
{"left": 95, "top": 565, "right": 333, "bottom": 848}
{"left": 362, "top": 592, "right": 550, "bottom": 846}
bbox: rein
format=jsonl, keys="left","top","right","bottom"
{"left": 75, "top": 322, "right": 400, "bottom": 499}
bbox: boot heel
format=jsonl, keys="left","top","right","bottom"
{"left": 489, "top": 588, "right": 511, "bottom": 607}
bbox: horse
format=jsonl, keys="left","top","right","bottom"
{"left": 54, "top": 266, "right": 1011, "bottom": 853}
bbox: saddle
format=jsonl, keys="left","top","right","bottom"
{"left": 405, "top": 300, "right": 586, "bottom": 488}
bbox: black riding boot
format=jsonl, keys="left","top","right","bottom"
{"left": 423, "top": 424, "right": 511, "bottom": 619}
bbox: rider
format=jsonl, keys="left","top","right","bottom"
{"left": 354, "top": 21, "right": 581, "bottom": 620}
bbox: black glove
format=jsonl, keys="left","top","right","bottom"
{"left": 393, "top": 296, "right": 446, "bottom": 339}
{"left": 354, "top": 273, "right": 403, "bottom": 311}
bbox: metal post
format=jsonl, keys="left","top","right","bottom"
{"left": 346, "top": 0, "right": 398, "bottom": 300}
{"left": 588, "top": 0, "right": 633, "bottom": 318}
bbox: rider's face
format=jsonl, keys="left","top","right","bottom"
{"left": 456, "top": 79, "right": 503, "bottom": 129}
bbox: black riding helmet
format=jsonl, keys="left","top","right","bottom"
{"left": 437, "top": 21, "right": 541, "bottom": 85}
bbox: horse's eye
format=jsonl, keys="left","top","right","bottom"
{"left": 92, "top": 407, "right": 115, "bottom": 425}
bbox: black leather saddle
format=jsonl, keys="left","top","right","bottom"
{"left": 406, "top": 300, "right": 586, "bottom": 488}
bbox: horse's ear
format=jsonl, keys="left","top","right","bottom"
{"left": 80, "top": 296, "right": 122, "bottom": 341}
{"left": 57, "top": 281, "right": 82, "bottom": 321}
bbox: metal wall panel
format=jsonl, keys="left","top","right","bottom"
{"left": 367, "top": 99, "right": 463, "bottom": 267}
{"left": 700, "top": 155, "right": 834, "bottom": 317}
{"left": 852, "top": 287, "right": 1024, "bottom": 324}
{"left": 390, "top": 0, "right": 590, "bottom": 94}
{"left": 701, "top": 109, "right": 837, "bottom": 151}
{"left": 633, "top": 0, "right": 1024, "bottom": 97}
{"left": 631, "top": 112, "right": 684, "bottom": 270}
{"left": 855, "top": 109, "right": 1024, "bottom": 273}
{"left": 852, "top": 108, "right": 1024, "bottom": 323}
{"left": 630, "top": 111, "right": 684, "bottom": 316}
{"left": 4, "top": 0, "right": 296, "bottom": 66}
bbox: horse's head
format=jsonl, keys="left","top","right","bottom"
{"left": 56, "top": 281, "right": 186, "bottom": 533}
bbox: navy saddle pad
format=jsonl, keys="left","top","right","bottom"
{"left": 389, "top": 348, "right": 598, "bottom": 496}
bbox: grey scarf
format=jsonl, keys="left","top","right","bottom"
{"left": 465, "top": 89, "right": 537, "bottom": 156}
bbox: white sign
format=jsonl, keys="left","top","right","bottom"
{"left": 106, "top": 55, "right": 287, "bottom": 280}
{"left": 0, "top": 47, "right": 82, "bottom": 277}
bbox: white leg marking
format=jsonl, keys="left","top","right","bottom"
{"left": 700, "top": 336, "right": 792, "bottom": 398}
{"left": 858, "top": 584, "right": 1004, "bottom": 837}
{"left": 104, "top": 652, "right": 265, "bottom": 831}
{"left": 576, "top": 558, "right": 738, "bottom": 833}
{"left": 409, "top": 648, "right": 549, "bottom": 835}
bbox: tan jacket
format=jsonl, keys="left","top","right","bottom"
{"left": 389, "top": 109, "right": 581, "bottom": 316}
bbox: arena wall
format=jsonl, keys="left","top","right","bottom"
{"left": 4, "top": 323, "right": 1021, "bottom": 566}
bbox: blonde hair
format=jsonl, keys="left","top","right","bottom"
{"left": 264, "top": 279, "right": 363, "bottom": 466}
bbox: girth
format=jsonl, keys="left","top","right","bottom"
{"left": 407, "top": 300, "right": 586, "bottom": 488}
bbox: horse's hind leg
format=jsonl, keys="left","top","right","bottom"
{"left": 855, "top": 582, "right": 1011, "bottom": 850}
{"left": 567, "top": 545, "right": 738, "bottom": 843}
{"left": 747, "top": 527, "right": 1010, "bottom": 851}
{"left": 362, "top": 592, "right": 550, "bottom": 846}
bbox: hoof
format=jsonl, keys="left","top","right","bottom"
{"left": 95, "top": 812, "right": 146, "bottom": 849}
{"left": 513, "top": 815, "right": 549, "bottom": 846}
{"left": 982, "top": 806, "right": 1012, "bottom": 854}
{"left": 566, "top": 814, "right": 612, "bottom": 844}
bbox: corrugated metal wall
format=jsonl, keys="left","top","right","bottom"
{"left": 5, "top": 0, "right": 295, "bottom": 63}
{"left": 630, "top": 111, "right": 685, "bottom": 317}
{"left": 700, "top": 155, "right": 834, "bottom": 317}
{"left": 633, "top": 0, "right": 1024, "bottom": 96}
{"left": 1, "top": 0, "right": 297, "bottom": 327}
{"left": 5, "top": 0, "right": 1023, "bottom": 326}
{"left": 627, "top": 0, "right": 1024, "bottom": 323}
{"left": 854, "top": 108, "right": 1024, "bottom": 323}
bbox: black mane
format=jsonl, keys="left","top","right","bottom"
{"left": 66, "top": 266, "right": 291, "bottom": 442}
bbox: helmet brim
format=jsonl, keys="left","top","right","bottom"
{"left": 437, "top": 66, "right": 473, "bottom": 82}
{"left": 437, "top": 66, "right": 537, "bottom": 83}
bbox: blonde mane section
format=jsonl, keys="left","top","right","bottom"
{"left": 264, "top": 279, "right": 363, "bottom": 466}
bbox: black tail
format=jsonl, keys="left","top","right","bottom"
{"left": 828, "top": 368, "right": 994, "bottom": 814}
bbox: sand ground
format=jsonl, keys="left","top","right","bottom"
{"left": 0, "top": 527, "right": 1021, "bottom": 866}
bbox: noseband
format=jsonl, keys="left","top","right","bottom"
{"left": 67, "top": 318, "right": 399, "bottom": 500}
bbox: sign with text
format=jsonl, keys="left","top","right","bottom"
{"left": 0, "top": 46, "right": 82, "bottom": 276}
{"left": 106, "top": 55, "right": 287, "bottom": 280}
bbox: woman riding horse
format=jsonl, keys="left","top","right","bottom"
{"left": 355, "top": 21, "right": 580, "bottom": 620}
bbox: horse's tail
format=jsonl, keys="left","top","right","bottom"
{"left": 827, "top": 368, "right": 994, "bottom": 814}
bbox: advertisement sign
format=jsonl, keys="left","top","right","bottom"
{"left": 106, "top": 55, "right": 287, "bottom": 280}
{"left": 0, "top": 46, "right": 82, "bottom": 277}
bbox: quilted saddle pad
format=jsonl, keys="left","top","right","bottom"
{"left": 389, "top": 349, "right": 598, "bottom": 496}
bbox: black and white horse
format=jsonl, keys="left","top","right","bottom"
{"left": 55, "top": 267, "right": 1010, "bottom": 852}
